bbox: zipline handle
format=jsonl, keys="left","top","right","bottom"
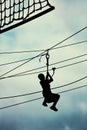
{"left": 52, "top": 67, "right": 56, "bottom": 77}
{"left": 46, "top": 51, "right": 56, "bottom": 76}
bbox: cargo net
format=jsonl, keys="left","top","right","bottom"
{"left": 0, "top": 0, "right": 54, "bottom": 33}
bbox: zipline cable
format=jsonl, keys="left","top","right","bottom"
{"left": 0, "top": 52, "right": 46, "bottom": 78}
{"left": 0, "top": 57, "right": 32, "bottom": 67}
{"left": 3, "top": 53, "right": 86, "bottom": 77}
{"left": 16, "top": 59, "right": 87, "bottom": 77}
{"left": 0, "top": 85, "right": 87, "bottom": 110}
{"left": 0, "top": 58, "right": 86, "bottom": 80}
{"left": 0, "top": 45, "right": 87, "bottom": 66}
{"left": 0, "top": 26, "right": 87, "bottom": 77}
{"left": 48, "top": 26, "right": 87, "bottom": 51}
{"left": 0, "top": 40, "right": 87, "bottom": 55}
{"left": 0, "top": 75, "right": 87, "bottom": 99}
{"left": 54, "top": 40, "right": 87, "bottom": 50}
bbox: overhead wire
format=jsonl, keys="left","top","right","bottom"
{"left": 53, "top": 40, "right": 87, "bottom": 50}
{"left": 0, "top": 52, "right": 45, "bottom": 78}
{"left": 0, "top": 75, "right": 87, "bottom": 100}
{"left": 0, "top": 84, "right": 87, "bottom": 110}
{"left": 47, "top": 26, "right": 87, "bottom": 51}
{"left": 59, "top": 85, "right": 87, "bottom": 94}
{"left": 0, "top": 40, "right": 87, "bottom": 67}
{"left": 0, "top": 40, "right": 87, "bottom": 55}
{"left": 0, "top": 26, "right": 87, "bottom": 78}
{"left": 0, "top": 57, "right": 32, "bottom": 67}
{"left": 3, "top": 53, "right": 87, "bottom": 77}
{"left": 0, "top": 58, "right": 87, "bottom": 80}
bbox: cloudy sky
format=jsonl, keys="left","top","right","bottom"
{"left": 0, "top": 0, "right": 87, "bottom": 130}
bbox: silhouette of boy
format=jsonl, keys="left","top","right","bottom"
{"left": 38, "top": 72, "right": 60, "bottom": 111}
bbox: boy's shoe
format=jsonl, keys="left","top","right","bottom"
{"left": 42, "top": 102, "right": 48, "bottom": 107}
{"left": 50, "top": 106, "right": 58, "bottom": 111}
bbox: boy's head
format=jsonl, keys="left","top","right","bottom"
{"left": 38, "top": 73, "right": 45, "bottom": 80}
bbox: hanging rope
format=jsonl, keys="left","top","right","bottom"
{"left": 45, "top": 51, "right": 56, "bottom": 76}
{"left": 46, "top": 51, "right": 50, "bottom": 74}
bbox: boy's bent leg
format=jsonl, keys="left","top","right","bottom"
{"left": 42, "top": 98, "right": 48, "bottom": 107}
{"left": 52, "top": 94, "right": 60, "bottom": 106}
{"left": 50, "top": 94, "right": 60, "bottom": 111}
{"left": 57, "top": 94, "right": 60, "bottom": 101}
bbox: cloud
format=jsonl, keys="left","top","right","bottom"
{"left": 0, "top": 109, "right": 87, "bottom": 130}
{"left": 78, "top": 102, "right": 87, "bottom": 113}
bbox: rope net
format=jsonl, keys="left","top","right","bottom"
{"left": 0, "top": 0, "right": 54, "bottom": 33}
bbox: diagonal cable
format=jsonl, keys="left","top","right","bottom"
{"left": 0, "top": 85, "right": 87, "bottom": 110}
{"left": 0, "top": 75, "right": 87, "bottom": 100}
{"left": 0, "top": 26, "right": 87, "bottom": 77}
